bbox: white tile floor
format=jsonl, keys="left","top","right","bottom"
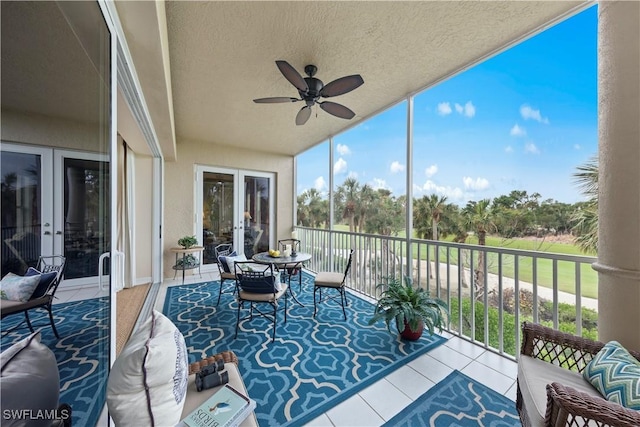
{"left": 56, "top": 270, "right": 518, "bottom": 427}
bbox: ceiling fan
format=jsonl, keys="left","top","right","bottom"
{"left": 253, "top": 60, "right": 364, "bottom": 126}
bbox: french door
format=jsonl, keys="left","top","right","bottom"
{"left": 196, "top": 166, "right": 275, "bottom": 269}
{"left": 1, "top": 143, "right": 109, "bottom": 286}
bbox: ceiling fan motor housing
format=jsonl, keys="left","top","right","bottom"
{"left": 301, "top": 77, "right": 324, "bottom": 104}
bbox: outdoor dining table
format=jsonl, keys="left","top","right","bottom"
{"left": 252, "top": 251, "right": 311, "bottom": 306}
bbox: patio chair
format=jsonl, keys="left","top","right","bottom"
{"left": 234, "top": 261, "right": 287, "bottom": 342}
{"left": 1, "top": 255, "right": 66, "bottom": 338}
{"left": 278, "top": 238, "right": 302, "bottom": 290}
{"left": 313, "top": 249, "right": 353, "bottom": 320}
{"left": 214, "top": 243, "right": 236, "bottom": 305}
{"left": 517, "top": 321, "right": 640, "bottom": 427}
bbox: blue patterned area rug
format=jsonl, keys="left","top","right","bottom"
{"left": 383, "top": 370, "right": 519, "bottom": 427}
{"left": 163, "top": 272, "right": 446, "bottom": 427}
{"left": 1, "top": 297, "right": 109, "bottom": 427}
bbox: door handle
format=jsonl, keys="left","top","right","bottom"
{"left": 55, "top": 231, "right": 62, "bottom": 235}
{"left": 44, "top": 231, "right": 51, "bottom": 235}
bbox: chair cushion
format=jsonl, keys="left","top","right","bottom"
{"left": 583, "top": 341, "right": 640, "bottom": 410}
{"left": 218, "top": 251, "right": 237, "bottom": 273}
{"left": 24, "top": 267, "right": 58, "bottom": 299}
{"left": 107, "top": 310, "right": 189, "bottom": 426}
{"left": 221, "top": 271, "right": 236, "bottom": 280}
{"left": 0, "top": 272, "right": 41, "bottom": 302}
{"left": 1, "top": 332, "right": 60, "bottom": 427}
{"left": 315, "top": 272, "right": 345, "bottom": 288}
{"left": 518, "top": 355, "right": 601, "bottom": 427}
{"left": 239, "top": 284, "right": 288, "bottom": 302}
{"left": 237, "top": 273, "right": 282, "bottom": 294}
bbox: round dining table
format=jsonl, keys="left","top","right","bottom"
{"left": 252, "top": 251, "right": 311, "bottom": 306}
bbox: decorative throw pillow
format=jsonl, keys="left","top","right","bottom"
{"left": 24, "top": 267, "right": 58, "bottom": 299}
{"left": 225, "top": 253, "right": 247, "bottom": 273}
{"left": 106, "top": 310, "right": 189, "bottom": 426}
{"left": 1, "top": 332, "right": 61, "bottom": 427}
{"left": 218, "top": 250, "right": 237, "bottom": 273}
{"left": 0, "top": 272, "right": 41, "bottom": 302}
{"left": 583, "top": 340, "right": 640, "bottom": 410}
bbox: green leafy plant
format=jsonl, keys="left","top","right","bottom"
{"left": 369, "top": 276, "right": 448, "bottom": 336}
{"left": 178, "top": 235, "right": 198, "bottom": 249}
{"left": 176, "top": 254, "right": 199, "bottom": 267}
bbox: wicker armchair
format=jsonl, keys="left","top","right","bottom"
{"left": 517, "top": 322, "right": 640, "bottom": 427}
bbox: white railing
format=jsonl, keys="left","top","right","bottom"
{"left": 296, "top": 226, "right": 598, "bottom": 360}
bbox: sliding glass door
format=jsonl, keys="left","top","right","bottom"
{"left": 197, "top": 166, "right": 274, "bottom": 268}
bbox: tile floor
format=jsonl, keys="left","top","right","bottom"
{"left": 55, "top": 269, "right": 518, "bottom": 427}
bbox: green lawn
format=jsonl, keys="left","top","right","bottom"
{"left": 324, "top": 226, "right": 598, "bottom": 299}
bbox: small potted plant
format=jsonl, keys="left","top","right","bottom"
{"left": 369, "top": 276, "right": 448, "bottom": 341}
{"left": 176, "top": 254, "right": 199, "bottom": 268}
{"left": 178, "top": 235, "right": 198, "bottom": 249}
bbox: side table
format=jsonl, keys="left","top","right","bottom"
{"left": 170, "top": 246, "right": 204, "bottom": 284}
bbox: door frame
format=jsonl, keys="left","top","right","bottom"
{"left": 195, "top": 165, "right": 275, "bottom": 271}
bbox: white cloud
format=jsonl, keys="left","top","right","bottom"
{"left": 520, "top": 105, "right": 549, "bottom": 124}
{"left": 510, "top": 124, "right": 526, "bottom": 137}
{"left": 412, "top": 184, "right": 424, "bottom": 194}
{"left": 313, "top": 176, "right": 326, "bottom": 191}
{"left": 454, "top": 101, "right": 475, "bottom": 118}
{"left": 505, "top": 145, "right": 514, "bottom": 153}
{"left": 574, "top": 144, "right": 581, "bottom": 150}
{"left": 437, "top": 102, "right": 452, "bottom": 116}
{"left": 422, "top": 180, "right": 464, "bottom": 200}
{"left": 525, "top": 142, "right": 540, "bottom": 154}
{"left": 371, "top": 178, "right": 390, "bottom": 191}
{"left": 334, "top": 157, "right": 348, "bottom": 174}
{"left": 347, "top": 171, "right": 359, "bottom": 179}
{"left": 463, "top": 176, "right": 490, "bottom": 191}
{"left": 390, "top": 161, "right": 405, "bottom": 174}
{"left": 336, "top": 143, "right": 351, "bottom": 156}
{"left": 425, "top": 164, "right": 438, "bottom": 177}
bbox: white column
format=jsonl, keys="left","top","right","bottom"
{"left": 593, "top": 0, "right": 640, "bottom": 348}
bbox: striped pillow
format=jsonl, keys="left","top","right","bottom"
{"left": 583, "top": 341, "right": 640, "bottom": 410}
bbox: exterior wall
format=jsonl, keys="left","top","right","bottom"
{"left": 134, "top": 154, "right": 154, "bottom": 284}
{"left": 1, "top": 109, "right": 105, "bottom": 153}
{"left": 163, "top": 139, "right": 294, "bottom": 278}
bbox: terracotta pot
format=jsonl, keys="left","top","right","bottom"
{"left": 399, "top": 320, "right": 423, "bottom": 341}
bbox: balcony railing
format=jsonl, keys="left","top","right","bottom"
{"left": 296, "top": 226, "right": 598, "bottom": 360}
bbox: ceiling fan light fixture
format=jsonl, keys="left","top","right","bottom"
{"left": 254, "top": 60, "right": 363, "bottom": 125}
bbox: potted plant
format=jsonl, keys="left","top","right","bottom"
{"left": 178, "top": 235, "right": 198, "bottom": 249}
{"left": 369, "top": 276, "right": 448, "bottom": 341}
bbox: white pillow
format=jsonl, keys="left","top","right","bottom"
{"left": 0, "top": 272, "right": 41, "bottom": 302}
{"left": 225, "top": 253, "right": 248, "bottom": 273}
{"left": 107, "top": 310, "right": 188, "bottom": 426}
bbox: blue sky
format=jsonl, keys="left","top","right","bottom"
{"left": 297, "top": 5, "right": 597, "bottom": 206}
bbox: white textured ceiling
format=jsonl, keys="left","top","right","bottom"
{"left": 164, "top": 1, "right": 589, "bottom": 157}
{"left": 1, "top": 1, "right": 591, "bottom": 160}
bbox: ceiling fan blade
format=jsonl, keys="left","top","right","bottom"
{"left": 319, "top": 101, "right": 356, "bottom": 120}
{"left": 276, "top": 60, "right": 309, "bottom": 93}
{"left": 320, "top": 75, "right": 364, "bottom": 98}
{"left": 295, "top": 106, "right": 312, "bottom": 126}
{"left": 253, "top": 97, "right": 299, "bottom": 103}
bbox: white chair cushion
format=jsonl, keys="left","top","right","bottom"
{"left": 315, "top": 272, "right": 345, "bottom": 288}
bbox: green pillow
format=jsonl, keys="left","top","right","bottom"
{"left": 0, "top": 273, "right": 41, "bottom": 302}
{"left": 583, "top": 341, "right": 640, "bottom": 410}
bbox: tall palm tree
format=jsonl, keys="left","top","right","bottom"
{"left": 335, "top": 177, "right": 361, "bottom": 233}
{"left": 462, "top": 199, "right": 496, "bottom": 299}
{"left": 571, "top": 156, "right": 598, "bottom": 253}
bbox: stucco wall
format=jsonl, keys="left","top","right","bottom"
{"left": 163, "top": 139, "right": 294, "bottom": 278}
{"left": 1, "top": 109, "right": 106, "bottom": 153}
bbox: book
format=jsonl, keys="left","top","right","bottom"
{"left": 180, "top": 384, "right": 256, "bottom": 427}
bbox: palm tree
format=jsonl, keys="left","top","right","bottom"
{"left": 413, "top": 194, "right": 447, "bottom": 240}
{"left": 571, "top": 156, "right": 598, "bottom": 253}
{"left": 335, "top": 177, "right": 361, "bottom": 233}
{"left": 462, "top": 199, "right": 497, "bottom": 299}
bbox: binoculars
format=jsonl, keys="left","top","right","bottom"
{"left": 195, "top": 359, "right": 229, "bottom": 392}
